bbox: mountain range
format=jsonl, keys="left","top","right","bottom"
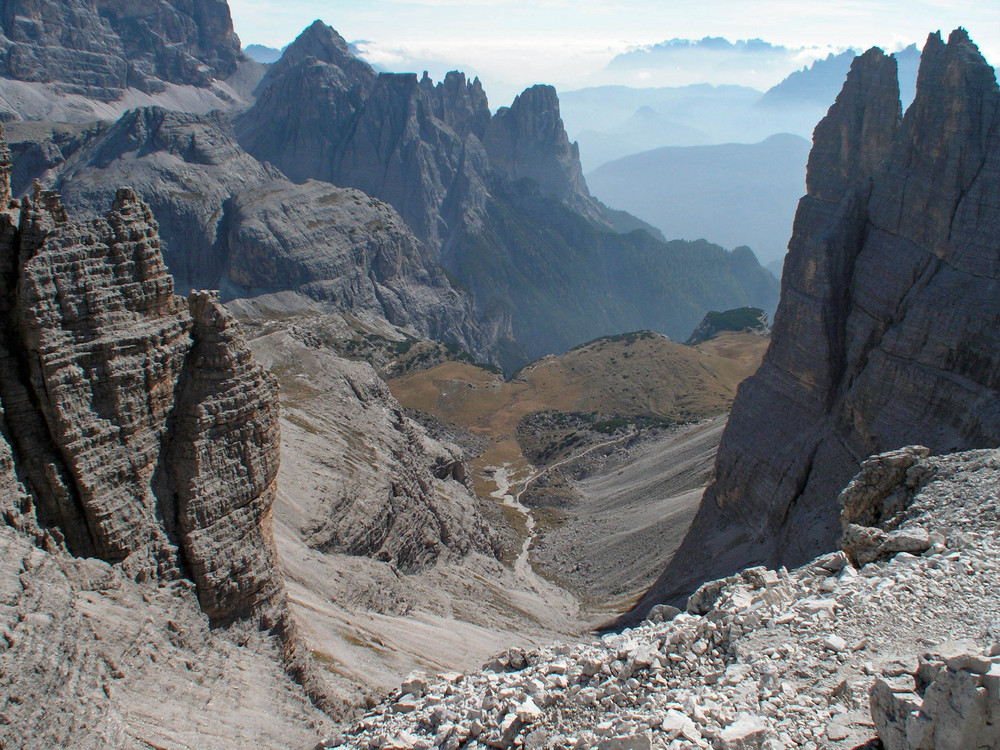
{"left": 4, "top": 1, "right": 1000, "bottom": 746}
{"left": 1, "top": 11, "right": 779, "bottom": 372}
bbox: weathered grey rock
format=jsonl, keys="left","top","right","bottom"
{"left": 718, "top": 715, "right": 769, "bottom": 749}
{"left": 484, "top": 84, "right": 596, "bottom": 217}
{"left": 872, "top": 645, "right": 1000, "bottom": 750}
{"left": 252, "top": 329, "right": 502, "bottom": 571}
{"left": 235, "top": 21, "right": 779, "bottom": 368}
{"left": 0, "top": 129, "right": 327, "bottom": 745}
{"left": 842, "top": 523, "right": 889, "bottom": 567}
{"left": 220, "top": 178, "right": 489, "bottom": 357}
{"left": 44, "top": 106, "right": 497, "bottom": 359}
{"left": 881, "top": 528, "right": 933, "bottom": 556}
{"left": 0, "top": 525, "right": 329, "bottom": 749}
{"left": 0, "top": 0, "right": 242, "bottom": 102}
{"left": 53, "top": 106, "right": 278, "bottom": 289}
{"left": 646, "top": 603, "right": 682, "bottom": 624}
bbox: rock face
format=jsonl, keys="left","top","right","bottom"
{"left": 235, "top": 21, "right": 780, "bottom": 368}
{"left": 0, "top": 122, "right": 333, "bottom": 745}
{"left": 635, "top": 29, "right": 1000, "bottom": 615}
{"left": 0, "top": 0, "right": 243, "bottom": 101}
{"left": 219, "top": 179, "right": 487, "bottom": 355}
{"left": 0, "top": 123, "right": 286, "bottom": 626}
{"left": 483, "top": 84, "right": 594, "bottom": 216}
{"left": 32, "top": 106, "right": 492, "bottom": 356}
{"left": 52, "top": 107, "right": 279, "bottom": 289}
{"left": 251, "top": 329, "right": 503, "bottom": 571}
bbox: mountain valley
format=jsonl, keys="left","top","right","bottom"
{"left": 0, "top": 2, "right": 998, "bottom": 749}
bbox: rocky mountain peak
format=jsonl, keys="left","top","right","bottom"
{"left": 806, "top": 47, "right": 900, "bottom": 201}
{"left": 485, "top": 84, "right": 591, "bottom": 202}
{"left": 261, "top": 18, "right": 375, "bottom": 93}
{"left": 632, "top": 28, "right": 1000, "bottom": 616}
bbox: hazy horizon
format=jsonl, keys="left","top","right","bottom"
{"left": 229, "top": 0, "right": 999, "bottom": 104}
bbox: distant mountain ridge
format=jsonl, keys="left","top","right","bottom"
{"left": 586, "top": 133, "right": 809, "bottom": 266}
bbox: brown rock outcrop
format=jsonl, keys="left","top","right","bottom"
{"left": 631, "top": 29, "right": 1000, "bottom": 619}
{"left": 0, "top": 123, "right": 286, "bottom": 627}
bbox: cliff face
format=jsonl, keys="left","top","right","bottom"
{"left": 484, "top": 84, "right": 593, "bottom": 213}
{"left": 235, "top": 22, "right": 593, "bottom": 253}
{"left": 52, "top": 107, "right": 279, "bottom": 288}
{"left": 0, "top": 0, "right": 243, "bottom": 101}
{"left": 220, "top": 178, "right": 487, "bottom": 354}
{"left": 0, "top": 124, "right": 286, "bottom": 628}
{"left": 634, "top": 29, "right": 1000, "bottom": 617}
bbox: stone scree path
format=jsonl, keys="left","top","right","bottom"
{"left": 320, "top": 448, "right": 1000, "bottom": 750}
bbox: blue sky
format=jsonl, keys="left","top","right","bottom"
{"left": 228, "top": 1, "right": 1000, "bottom": 103}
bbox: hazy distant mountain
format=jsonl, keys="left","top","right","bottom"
{"left": 603, "top": 37, "right": 838, "bottom": 89}
{"left": 244, "top": 44, "right": 283, "bottom": 63}
{"left": 760, "top": 44, "right": 920, "bottom": 110}
{"left": 565, "top": 45, "right": 924, "bottom": 172}
{"left": 587, "top": 134, "right": 810, "bottom": 266}
{"left": 561, "top": 85, "right": 763, "bottom": 171}
{"left": 758, "top": 50, "right": 858, "bottom": 105}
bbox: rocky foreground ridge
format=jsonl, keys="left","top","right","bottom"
{"left": 327, "top": 446, "right": 1000, "bottom": 750}
{"left": 630, "top": 29, "right": 1000, "bottom": 617}
{"left": 0, "top": 124, "right": 335, "bottom": 745}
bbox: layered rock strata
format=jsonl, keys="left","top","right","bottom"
{"left": 635, "top": 29, "right": 1000, "bottom": 616}
{"left": 0, "top": 123, "right": 286, "bottom": 627}
{"left": 0, "top": 0, "right": 243, "bottom": 101}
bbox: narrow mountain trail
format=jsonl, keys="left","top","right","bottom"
{"left": 515, "top": 431, "right": 639, "bottom": 504}
{"left": 485, "top": 431, "right": 638, "bottom": 618}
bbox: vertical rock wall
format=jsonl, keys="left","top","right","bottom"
{"left": 0, "top": 123, "right": 287, "bottom": 629}
{"left": 634, "top": 29, "right": 1000, "bottom": 618}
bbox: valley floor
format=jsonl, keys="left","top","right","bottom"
{"left": 270, "top": 371, "right": 722, "bottom": 714}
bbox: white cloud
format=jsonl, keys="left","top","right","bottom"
{"left": 228, "top": 0, "right": 1000, "bottom": 94}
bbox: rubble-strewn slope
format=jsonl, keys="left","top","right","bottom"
{"left": 0, "top": 124, "right": 329, "bottom": 746}
{"left": 251, "top": 329, "right": 503, "bottom": 571}
{"left": 329, "top": 446, "right": 1000, "bottom": 750}
{"left": 634, "top": 30, "right": 1000, "bottom": 615}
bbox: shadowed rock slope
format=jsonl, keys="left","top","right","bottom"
{"left": 27, "top": 106, "right": 493, "bottom": 358}
{"left": 235, "top": 21, "right": 779, "bottom": 368}
{"left": 631, "top": 29, "right": 1000, "bottom": 621}
{"left": 0, "top": 124, "right": 331, "bottom": 745}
